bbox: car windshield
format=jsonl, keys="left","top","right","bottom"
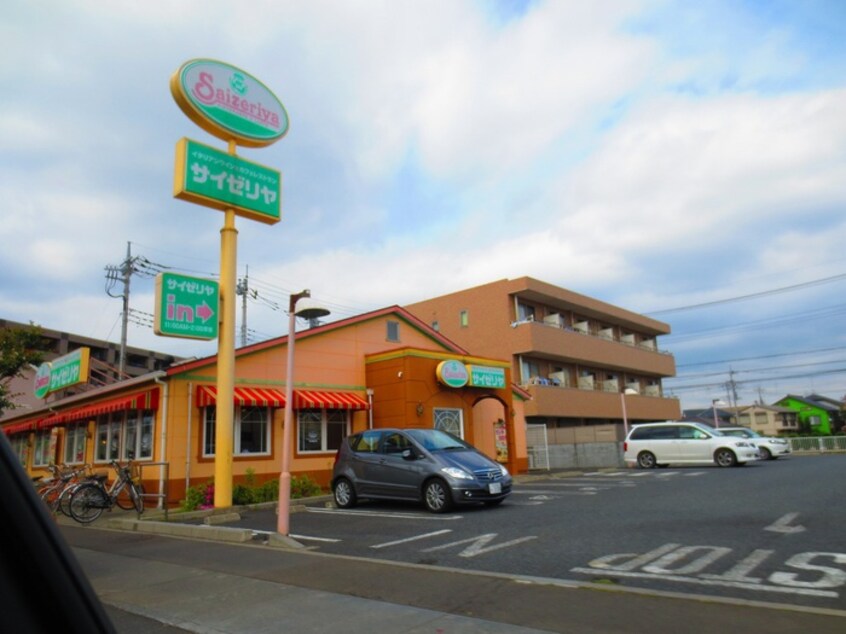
{"left": 405, "top": 429, "right": 471, "bottom": 452}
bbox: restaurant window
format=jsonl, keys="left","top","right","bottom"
{"left": 434, "top": 408, "right": 464, "bottom": 438}
{"left": 63, "top": 422, "right": 88, "bottom": 464}
{"left": 459, "top": 309, "right": 469, "bottom": 327}
{"left": 202, "top": 406, "right": 271, "bottom": 457}
{"left": 10, "top": 435, "right": 29, "bottom": 468}
{"left": 95, "top": 410, "right": 154, "bottom": 463}
{"left": 237, "top": 406, "right": 269, "bottom": 454}
{"left": 297, "top": 408, "right": 349, "bottom": 453}
{"left": 33, "top": 430, "right": 53, "bottom": 467}
{"left": 386, "top": 320, "right": 400, "bottom": 342}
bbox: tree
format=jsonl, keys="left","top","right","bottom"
{"left": 0, "top": 323, "right": 46, "bottom": 417}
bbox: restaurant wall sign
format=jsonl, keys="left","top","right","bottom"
{"left": 437, "top": 360, "right": 506, "bottom": 390}
{"left": 33, "top": 348, "right": 91, "bottom": 398}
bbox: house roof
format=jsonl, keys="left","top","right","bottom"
{"left": 776, "top": 394, "right": 841, "bottom": 412}
{"left": 166, "top": 305, "right": 469, "bottom": 376}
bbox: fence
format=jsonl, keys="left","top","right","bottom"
{"left": 788, "top": 436, "right": 846, "bottom": 453}
{"left": 526, "top": 424, "right": 550, "bottom": 470}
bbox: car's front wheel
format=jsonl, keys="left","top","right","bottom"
{"left": 423, "top": 478, "right": 452, "bottom": 513}
{"left": 333, "top": 478, "right": 357, "bottom": 509}
{"left": 714, "top": 448, "right": 737, "bottom": 467}
{"left": 637, "top": 451, "right": 657, "bottom": 469}
{"left": 759, "top": 447, "right": 772, "bottom": 460}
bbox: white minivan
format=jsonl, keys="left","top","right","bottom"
{"left": 624, "top": 421, "right": 760, "bottom": 468}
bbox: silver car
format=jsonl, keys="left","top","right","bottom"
{"left": 332, "top": 428, "right": 512, "bottom": 513}
{"left": 718, "top": 427, "right": 791, "bottom": 460}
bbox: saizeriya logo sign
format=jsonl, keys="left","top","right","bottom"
{"left": 171, "top": 59, "right": 289, "bottom": 147}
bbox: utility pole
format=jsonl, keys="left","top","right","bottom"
{"left": 105, "top": 242, "right": 138, "bottom": 376}
{"left": 236, "top": 266, "right": 249, "bottom": 348}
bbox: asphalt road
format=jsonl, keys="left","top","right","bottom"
{"left": 228, "top": 454, "right": 846, "bottom": 612}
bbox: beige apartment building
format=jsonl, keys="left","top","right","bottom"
{"left": 406, "top": 278, "right": 681, "bottom": 467}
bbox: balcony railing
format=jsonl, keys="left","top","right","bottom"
{"left": 512, "top": 316, "right": 671, "bottom": 355}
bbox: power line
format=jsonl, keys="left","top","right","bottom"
{"left": 647, "top": 272, "right": 846, "bottom": 316}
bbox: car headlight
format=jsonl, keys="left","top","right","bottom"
{"left": 499, "top": 464, "right": 510, "bottom": 477}
{"left": 441, "top": 467, "right": 474, "bottom": 480}
{"left": 735, "top": 441, "right": 753, "bottom": 448}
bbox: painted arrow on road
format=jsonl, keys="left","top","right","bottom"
{"left": 765, "top": 512, "right": 805, "bottom": 534}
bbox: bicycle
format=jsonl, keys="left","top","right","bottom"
{"left": 38, "top": 464, "right": 92, "bottom": 516}
{"left": 68, "top": 460, "right": 144, "bottom": 524}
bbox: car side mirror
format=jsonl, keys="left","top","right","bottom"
{"left": 402, "top": 449, "right": 417, "bottom": 461}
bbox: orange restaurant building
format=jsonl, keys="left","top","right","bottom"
{"left": 2, "top": 306, "right": 529, "bottom": 506}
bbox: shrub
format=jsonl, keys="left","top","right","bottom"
{"left": 179, "top": 473, "right": 322, "bottom": 509}
{"left": 180, "top": 480, "right": 213, "bottom": 511}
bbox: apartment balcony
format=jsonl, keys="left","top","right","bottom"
{"left": 513, "top": 320, "right": 676, "bottom": 376}
{"left": 524, "top": 383, "right": 681, "bottom": 421}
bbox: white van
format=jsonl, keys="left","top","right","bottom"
{"left": 624, "top": 421, "right": 760, "bottom": 468}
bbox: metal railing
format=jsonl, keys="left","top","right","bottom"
{"left": 788, "top": 436, "right": 846, "bottom": 453}
{"left": 136, "top": 461, "right": 170, "bottom": 519}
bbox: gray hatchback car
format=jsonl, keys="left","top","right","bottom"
{"left": 332, "top": 428, "right": 512, "bottom": 513}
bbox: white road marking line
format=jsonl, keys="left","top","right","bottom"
{"left": 570, "top": 567, "right": 838, "bottom": 598}
{"left": 306, "top": 507, "right": 462, "bottom": 520}
{"left": 765, "top": 512, "right": 806, "bottom": 534}
{"left": 371, "top": 529, "right": 453, "bottom": 549}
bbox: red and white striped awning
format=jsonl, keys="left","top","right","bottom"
{"left": 195, "top": 385, "right": 287, "bottom": 408}
{"left": 293, "top": 390, "right": 369, "bottom": 411}
{"left": 194, "top": 386, "right": 369, "bottom": 410}
{"left": 3, "top": 421, "right": 33, "bottom": 436}
{"left": 36, "top": 389, "right": 161, "bottom": 429}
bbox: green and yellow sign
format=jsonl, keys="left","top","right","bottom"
{"left": 174, "top": 138, "right": 281, "bottom": 224}
{"left": 154, "top": 273, "right": 219, "bottom": 340}
{"left": 33, "top": 348, "right": 91, "bottom": 398}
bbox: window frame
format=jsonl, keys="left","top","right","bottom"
{"left": 202, "top": 405, "right": 272, "bottom": 458}
{"left": 297, "top": 408, "right": 350, "bottom": 454}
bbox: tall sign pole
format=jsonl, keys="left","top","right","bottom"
{"left": 170, "top": 59, "right": 289, "bottom": 508}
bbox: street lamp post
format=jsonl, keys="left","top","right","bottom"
{"left": 277, "top": 290, "right": 330, "bottom": 536}
{"left": 620, "top": 387, "right": 639, "bottom": 437}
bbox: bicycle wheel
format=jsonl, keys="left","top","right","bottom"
{"left": 115, "top": 480, "right": 140, "bottom": 510}
{"left": 128, "top": 482, "right": 145, "bottom": 514}
{"left": 69, "top": 483, "right": 108, "bottom": 524}
{"left": 59, "top": 482, "right": 83, "bottom": 516}
{"left": 39, "top": 483, "right": 63, "bottom": 514}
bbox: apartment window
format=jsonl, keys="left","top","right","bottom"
{"left": 517, "top": 303, "right": 535, "bottom": 322}
{"left": 459, "top": 309, "right": 469, "bottom": 327}
{"left": 96, "top": 410, "right": 154, "bottom": 462}
{"left": 63, "top": 423, "right": 88, "bottom": 464}
{"left": 521, "top": 358, "right": 540, "bottom": 383}
{"left": 202, "top": 406, "right": 271, "bottom": 457}
{"left": 297, "top": 408, "right": 349, "bottom": 453}
{"left": 386, "top": 320, "right": 400, "bottom": 342}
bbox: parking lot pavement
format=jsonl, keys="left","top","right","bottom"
{"left": 62, "top": 522, "right": 846, "bottom": 634}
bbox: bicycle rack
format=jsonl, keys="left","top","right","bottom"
{"left": 135, "top": 461, "right": 170, "bottom": 520}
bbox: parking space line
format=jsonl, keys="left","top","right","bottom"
{"left": 306, "top": 508, "right": 463, "bottom": 520}
{"left": 371, "top": 529, "right": 453, "bottom": 549}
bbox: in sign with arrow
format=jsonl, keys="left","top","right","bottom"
{"left": 154, "top": 272, "right": 220, "bottom": 340}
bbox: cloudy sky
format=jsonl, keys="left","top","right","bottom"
{"left": 3, "top": 0, "right": 845, "bottom": 409}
